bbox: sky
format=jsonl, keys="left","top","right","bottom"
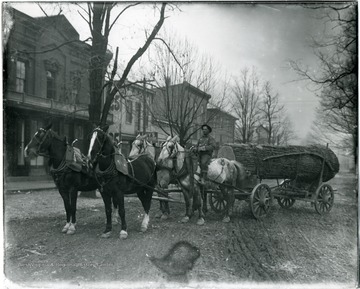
{"left": 7, "top": 2, "right": 344, "bottom": 142}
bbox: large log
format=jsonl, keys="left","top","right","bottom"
{"left": 219, "top": 144, "right": 340, "bottom": 183}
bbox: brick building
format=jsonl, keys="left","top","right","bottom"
{"left": 207, "top": 107, "right": 237, "bottom": 146}
{"left": 152, "top": 81, "right": 210, "bottom": 145}
{"left": 4, "top": 8, "right": 94, "bottom": 177}
{"left": 108, "top": 81, "right": 157, "bottom": 156}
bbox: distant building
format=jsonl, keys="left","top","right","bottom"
{"left": 254, "top": 125, "right": 269, "bottom": 145}
{"left": 152, "top": 81, "right": 210, "bottom": 145}
{"left": 107, "top": 81, "right": 157, "bottom": 156}
{"left": 4, "top": 9, "right": 102, "bottom": 177}
{"left": 207, "top": 108, "right": 237, "bottom": 146}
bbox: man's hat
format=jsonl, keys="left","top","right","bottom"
{"left": 201, "top": 124, "right": 212, "bottom": 133}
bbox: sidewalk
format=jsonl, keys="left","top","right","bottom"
{"left": 4, "top": 176, "right": 56, "bottom": 193}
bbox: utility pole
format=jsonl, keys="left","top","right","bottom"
{"left": 142, "top": 77, "right": 147, "bottom": 135}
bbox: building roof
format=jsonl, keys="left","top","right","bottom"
{"left": 10, "top": 8, "right": 85, "bottom": 46}
{"left": 114, "top": 79, "right": 156, "bottom": 95}
{"left": 207, "top": 107, "right": 238, "bottom": 120}
{"left": 35, "top": 14, "right": 79, "bottom": 41}
{"left": 160, "top": 81, "right": 211, "bottom": 100}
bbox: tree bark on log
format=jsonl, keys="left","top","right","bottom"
{"left": 220, "top": 144, "right": 340, "bottom": 183}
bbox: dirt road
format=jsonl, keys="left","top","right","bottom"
{"left": 4, "top": 173, "right": 358, "bottom": 288}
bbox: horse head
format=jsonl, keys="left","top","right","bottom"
{"left": 129, "top": 134, "right": 155, "bottom": 159}
{"left": 156, "top": 135, "right": 185, "bottom": 188}
{"left": 24, "top": 123, "right": 58, "bottom": 158}
{"left": 87, "top": 125, "right": 113, "bottom": 165}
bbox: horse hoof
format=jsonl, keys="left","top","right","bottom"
{"left": 66, "top": 223, "right": 76, "bottom": 235}
{"left": 196, "top": 218, "right": 205, "bottom": 226}
{"left": 119, "top": 230, "right": 128, "bottom": 239}
{"left": 181, "top": 216, "right": 190, "bottom": 223}
{"left": 222, "top": 216, "right": 231, "bottom": 223}
{"left": 140, "top": 226, "right": 148, "bottom": 233}
{"left": 101, "top": 231, "right": 112, "bottom": 238}
{"left": 61, "top": 222, "right": 71, "bottom": 233}
{"left": 160, "top": 213, "right": 169, "bottom": 220}
{"left": 66, "top": 228, "right": 76, "bottom": 235}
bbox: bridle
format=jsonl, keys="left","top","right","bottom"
{"left": 157, "top": 140, "right": 178, "bottom": 170}
{"left": 132, "top": 139, "right": 145, "bottom": 154}
{"left": 89, "top": 128, "right": 115, "bottom": 165}
{"left": 30, "top": 128, "right": 54, "bottom": 157}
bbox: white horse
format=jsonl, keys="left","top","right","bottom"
{"left": 157, "top": 135, "right": 244, "bottom": 223}
{"left": 129, "top": 134, "right": 156, "bottom": 159}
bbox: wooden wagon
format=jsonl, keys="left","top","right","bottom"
{"left": 207, "top": 143, "right": 339, "bottom": 219}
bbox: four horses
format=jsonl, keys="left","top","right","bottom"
{"left": 87, "top": 126, "right": 156, "bottom": 239}
{"left": 24, "top": 124, "right": 241, "bottom": 239}
{"left": 24, "top": 123, "right": 98, "bottom": 235}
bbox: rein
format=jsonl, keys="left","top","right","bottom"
{"left": 91, "top": 128, "right": 157, "bottom": 190}
{"left": 32, "top": 129, "right": 69, "bottom": 171}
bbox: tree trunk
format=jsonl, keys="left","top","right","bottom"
{"left": 80, "top": 4, "right": 109, "bottom": 198}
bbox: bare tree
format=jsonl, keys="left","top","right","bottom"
{"left": 275, "top": 116, "right": 297, "bottom": 145}
{"left": 306, "top": 97, "right": 355, "bottom": 151}
{"left": 289, "top": 4, "right": 357, "bottom": 162}
{"left": 258, "top": 81, "right": 285, "bottom": 144}
{"left": 76, "top": 2, "right": 167, "bottom": 126}
{"left": 143, "top": 32, "right": 228, "bottom": 146}
{"left": 231, "top": 67, "right": 262, "bottom": 143}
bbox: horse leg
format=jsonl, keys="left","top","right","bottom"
{"left": 156, "top": 200, "right": 170, "bottom": 220}
{"left": 222, "top": 187, "right": 235, "bottom": 223}
{"left": 156, "top": 190, "right": 170, "bottom": 219}
{"left": 155, "top": 200, "right": 164, "bottom": 218}
{"left": 100, "top": 190, "right": 113, "bottom": 238}
{"left": 112, "top": 198, "right": 119, "bottom": 225}
{"left": 116, "top": 192, "right": 128, "bottom": 239}
{"left": 66, "top": 188, "right": 78, "bottom": 235}
{"left": 181, "top": 187, "right": 193, "bottom": 223}
{"left": 194, "top": 186, "right": 205, "bottom": 226}
{"left": 202, "top": 185, "right": 208, "bottom": 214}
{"left": 137, "top": 188, "right": 153, "bottom": 232}
{"left": 59, "top": 189, "right": 72, "bottom": 233}
{"left": 162, "top": 200, "right": 170, "bottom": 219}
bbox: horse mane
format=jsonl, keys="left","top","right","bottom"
{"left": 48, "top": 129, "right": 67, "bottom": 143}
{"left": 174, "top": 142, "right": 185, "bottom": 172}
{"left": 46, "top": 129, "right": 67, "bottom": 167}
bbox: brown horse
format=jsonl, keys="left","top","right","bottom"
{"left": 24, "top": 123, "right": 98, "bottom": 234}
{"left": 87, "top": 125, "right": 156, "bottom": 239}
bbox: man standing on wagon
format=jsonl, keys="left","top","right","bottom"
{"left": 193, "top": 124, "right": 217, "bottom": 185}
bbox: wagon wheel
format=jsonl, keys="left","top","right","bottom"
{"left": 209, "top": 189, "right": 227, "bottom": 214}
{"left": 276, "top": 180, "right": 295, "bottom": 209}
{"left": 314, "top": 184, "right": 334, "bottom": 215}
{"left": 250, "top": 184, "right": 272, "bottom": 219}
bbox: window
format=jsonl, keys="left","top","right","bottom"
{"left": 125, "top": 100, "right": 133, "bottom": 123}
{"left": 75, "top": 124, "right": 84, "bottom": 139}
{"left": 46, "top": 70, "right": 56, "bottom": 99}
{"left": 70, "top": 72, "right": 81, "bottom": 104}
{"left": 15, "top": 60, "right": 26, "bottom": 93}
